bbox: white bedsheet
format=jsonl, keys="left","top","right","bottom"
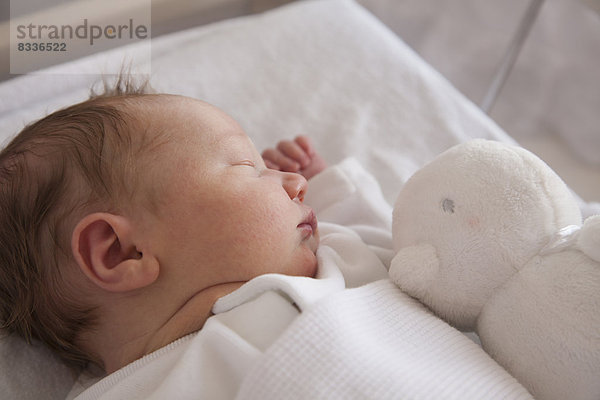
{"left": 0, "top": 0, "right": 562, "bottom": 398}
{"left": 0, "top": 0, "right": 515, "bottom": 205}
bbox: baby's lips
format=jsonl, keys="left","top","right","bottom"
{"left": 298, "top": 209, "right": 318, "bottom": 234}
{"left": 308, "top": 210, "right": 318, "bottom": 233}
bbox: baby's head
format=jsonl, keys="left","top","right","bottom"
{"left": 0, "top": 81, "right": 319, "bottom": 373}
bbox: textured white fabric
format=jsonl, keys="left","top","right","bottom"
{"left": 236, "top": 280, "right": 532, "bottom": 400}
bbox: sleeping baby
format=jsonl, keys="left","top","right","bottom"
{"left": 0, "top": 79, "right": 531, "bottom": 399}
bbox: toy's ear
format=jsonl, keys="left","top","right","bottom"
{"left": 71, "top": 213, "right": 159, "bottom": 292}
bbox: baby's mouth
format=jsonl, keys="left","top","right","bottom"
{"left": 298, "top": 209, "right": 318, "bottom": 237}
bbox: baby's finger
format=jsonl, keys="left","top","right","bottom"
{"left": 262, "top": 148, "right": 301, "bottom": 172}
{"left": 294, "top": 135, "right": 315, "bottom": 157}
{"left": 277, "top": 140, "right": 310, "bottom": 168}
{"left": 263, "top": 158, "right": 280, "bottom": 171}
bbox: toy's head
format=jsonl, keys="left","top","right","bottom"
{"left": 390, "top": 140, "right": 582, "bottom": 330}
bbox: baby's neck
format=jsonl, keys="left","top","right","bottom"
{"left": 89, "top": 282, "right": 244, "bottom": 374}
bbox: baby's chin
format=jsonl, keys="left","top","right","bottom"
{"left": 303, "top": 252, "right": 319, "bottom": 278}
{"left": 305, "top": 232, "right": 320, "bottom": 276}
{"left": 306, "top": 230, "right": 319, "bottom": 254}
{"left": 292, "top": 243, "right": 319, "bottom": 278}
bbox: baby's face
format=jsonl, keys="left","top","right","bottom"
{"left": 135, "top": 96, "right": 319, "bottom": 295}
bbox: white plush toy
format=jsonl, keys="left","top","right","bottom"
{"left": 389, "top": 139, "right": 600, "bottom": 400}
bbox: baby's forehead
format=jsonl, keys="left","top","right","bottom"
{"left": 134, "top": 95, "right": 245, "bottom": 143}
{"left": 120, "top": 95, "right": 252, "bottom": 175}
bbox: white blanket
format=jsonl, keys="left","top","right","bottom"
{"left": 0, "top": 0, "right": 552, "bottom": 398}
{"left": 235, "top": 280, "right": 532, "bottom": 400}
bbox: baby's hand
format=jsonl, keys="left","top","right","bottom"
{"left": 262, "top": 135, "right": 327, "bottom": 180}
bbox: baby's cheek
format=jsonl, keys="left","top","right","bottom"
{"left": 255, "top": 207, "right": 296, "bottom": 256}
{"left": 231, "top": 202, "right": 289, "bottom": 251}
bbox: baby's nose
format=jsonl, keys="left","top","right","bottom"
{"left": 282, "top": 172, "right": 307, "bottom": 202}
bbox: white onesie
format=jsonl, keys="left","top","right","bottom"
{"left": 68, "top": 158, "right": 531, "bottom": 400}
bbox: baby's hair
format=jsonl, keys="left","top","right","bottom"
{"left": 0, "top": 74, "right": 152, "bottom": 370}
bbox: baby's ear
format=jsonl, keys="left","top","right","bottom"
{"left": 71, "top": 213, "right": 159, "bottom": 292}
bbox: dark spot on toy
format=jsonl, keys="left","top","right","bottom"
{"left": 442, "top": 198, "right": 455, "bottom": 214}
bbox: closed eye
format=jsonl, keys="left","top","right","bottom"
{"left": 236, "top": 160, "right": 256, "bottom": 167}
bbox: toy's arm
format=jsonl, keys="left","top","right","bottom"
{"left": 389, "top": 243, "right": 439, "bottom": 300}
